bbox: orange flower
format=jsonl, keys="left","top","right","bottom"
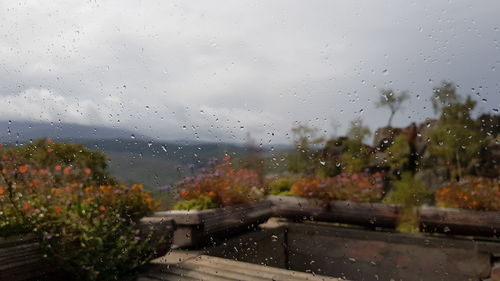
{"left": 1, "top": 168, "right": 7, "bottom": 174}
{"left": 18, "top": 165, "right": 29, "bottom": 174}
{"left": 54, "top": 165, "right": 62, "bottom": 171}
{"left": 47, "top": 138, "right": 53, "bottom": 144}
{"left": 0, "top": 187, "right": 5, "bottom": 196}
{"left": 63, "top": 166, "right": 72, "bottom": 175}
{"left": 99, "top": 185, "right": 112, "bottom": 192}
{"left": 22, "top": 203, "right": 31, "bottom": 211}
{"left": 54, "top": 206, "right": 62, "bottom": 213}
{"left": 65, "top": 187, "right": 71, "bottom": 193}
{"left": 47, "top": 148, "right": 53, "bottom": 153}
{"left": 84, "top": 168, "right": 92, "bottom": 175}
{"left": 132, "top": 184, "right": 143, "bottom": 191}
{"left": 99, "top": 205, "right": 106, "bottom": 211}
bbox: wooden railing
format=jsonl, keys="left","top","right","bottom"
{"left": 269, "top": 195, "right": 500, "bottom": 237}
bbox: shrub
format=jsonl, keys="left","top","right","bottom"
{"left": 291, "top": 177, "right": 330, "bottom": 204}
{"left": 291, "top": 172, "right": 384, "bottom": 204}
{"left": 0, "top": 139, "right": 159, "bottom": 280}
{"left": 384, "top": 173, "right": 432, "bottom": 207}
{"left": 269, "top": 178, "right": 295, "bottom": 195}
{"left": 328, "top": 172, "right": 385, "bottom": 202}
{"left": 175, "top": 156, "right": 262, "bottom": 209}
{"left": 435, "top": 177, "right": 500, "bottom": 211}
{"left": 384, "top": 173, "right": 432, "bottom": 232}
{"left": 173, "top": 196, "right": 218, "bottom": 210}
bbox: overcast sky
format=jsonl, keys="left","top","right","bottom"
{"left": 1, "top": 0, "right": 499, "bottom": 145}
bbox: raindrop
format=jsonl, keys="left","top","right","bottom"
{"left": 382, "top": 69, "right": 388, "bottom": 75}
{"left": 130, "top": 134, "right": 135, "bottom": 139}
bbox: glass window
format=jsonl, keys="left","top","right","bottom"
{"left": 1, "top": 1, "right": 498, "bottom": 280}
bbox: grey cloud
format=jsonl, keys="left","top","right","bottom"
{"left": 0, "top": 0, "right": 499, "bottom": 144}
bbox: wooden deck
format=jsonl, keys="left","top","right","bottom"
{"left": 133, "top": 250, "right": 340, "bottom": 281}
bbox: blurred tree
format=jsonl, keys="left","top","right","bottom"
{"left": 386, "top": 134, "right": 410, "bottom": 174}
{"left": 346, "top": 119, "right": 371, "bottom": 143}
{"left": 288, "top": 124, "right": 324, "bottom": 175}
{"left": 431, "top": 81, "right": 460, "bottom": 115}
{"left": 339, "top": 137, "right": 373, "bottom": 173}
{"left": 384, "top": 172, "right": 432, "bottom": 232}
{"left": 475, "top": 113, "right": 500, "bottom": 177}
{"left": 426, "top": 81, "right": 481, "bottom": 181}
{"left": 478, "top": 113, "right": 500, "bottom": 137}
{"left": 241, "top": 132, "right": 265, "bottom": 184}
{"left": 376, "top": 89, "right": 410, "bottom": 126}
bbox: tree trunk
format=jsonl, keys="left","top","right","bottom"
{"left": 388, "top": 111, "right": 395, "bottom": 127}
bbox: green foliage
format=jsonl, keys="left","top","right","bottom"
{"left": 386, "top": 134, "right": 410, "bottom": 172}
{"left": 39, "top": 209, "right": 159, "bottom": 281}
{"left": 13, "top": 138, "right": 118, "bottom": 186}
{"left": 0, "top": 139, "right": 159, "bottom": 280}
{"left": 431, "top": 81, "right": 460, "bottom": 114}
{"left": 276, "top": 190, "right": 294, "bottom": 196}
{"left": 173, "top": 196, "right": 217, "bottom": 210}
{"left": 395, "top": 210, "right": 420, "bottom": 233}
{"left": 384, "top": 173, "right": 432, "bottom": 207}
{"left": 269, "top": 178, "right": 294, "bottom": 195}
{"left": 384, "top": 173, "right": 432, "bottom": 233}
{"left": 339, "top": 138, "right": 373, "bottom": 173}
{"left": 426, "top": 82, "right": 482, "bottom": 180}
{"left": 288, "top": 125, "right": 324, "bottom": 175}
{"left": 346, "top": 119, "right": 371, "bottom": 142}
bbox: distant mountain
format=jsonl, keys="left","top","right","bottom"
{"left": 76, "top": 138, "right": 251, "bottom": 188}
{"left": 0, "top": 121, "right": 292, "bottom": 189}
{"left": 0, "top": 121, "right": 150, "bottom": 143}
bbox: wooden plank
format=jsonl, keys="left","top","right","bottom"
{"left": 271, "top": 196, "right": 500, "bottom": 238}
{"left": 138, "top": 217, "right": 176, "bottom": 258}
{"left": 0, "top": 235, "right": 50, "bottom": 281}
{"left": 419, "top": 206, "right": 500, "bottom": 237}
{"left": 155, "top": 201, "right": 273, "bottom": 247}
{"left": 269, "top": 196, "right": 400, "bottom": 229}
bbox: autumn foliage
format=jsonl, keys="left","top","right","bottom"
{"left": 435, "top": 177, "right": 500, "bottom": 211}
{"left": 175, "top": 156, "right": 262, "bottom": 209}
{"left": 291, "top": 172, "right": 384, "bottom": 204}
{"left": 0, "top": 139, "right": 159, "bottom": 280}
